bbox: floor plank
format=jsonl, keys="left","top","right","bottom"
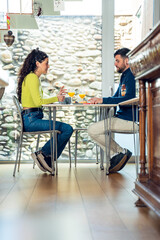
{"left": 0, "top": 163, "right": 160, "bottom": 240}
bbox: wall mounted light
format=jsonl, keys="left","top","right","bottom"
{"left": 4, "top": 30, "right": 15, "bottom": 47}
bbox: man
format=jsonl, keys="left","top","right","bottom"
{"left": 88, "top": 48, "right": 138, "bottom": 173}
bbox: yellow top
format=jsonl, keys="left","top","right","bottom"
{"left": 21, "top": 72, "right": 58, "bottom": 108}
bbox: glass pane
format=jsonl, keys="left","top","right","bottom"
{"left": 0, "top": 12, "right": 7, "bottom": 29}
{"left": 8, "top": 0, "right": 20, "bottom": 13}
{"left": 0, "top": 16, "right": 102, "bottom": 162}
{"left": 21, "top": 0, "right": 32, "bottom": 14}
{"left": 0, "top": 0, "right": 7, "bottom": 12}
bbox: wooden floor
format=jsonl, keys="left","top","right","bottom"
{"left": 0, "top": 163, "right": 160, "bottom": 240}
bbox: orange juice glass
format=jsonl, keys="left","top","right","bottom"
{"left": 68, "top": 89, "right": 75, "bottom": 104}
{"left": 79, "top": 93, "right": 86, "bottom": 99}
{"left": 68, "top": 92, "right": 75, "bottom": 98}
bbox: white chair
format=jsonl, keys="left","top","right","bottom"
{"left": 104, "top": 100, "right": 139, "bottom": 175}
{"left": 12, "top": 95, "right": 60, "bottom": 176}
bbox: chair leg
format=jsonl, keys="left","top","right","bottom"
{"left": 13, "top": 133, "right": 22, "bottom": 176}
{"left": 96, "top": 144, "right": 99, "bottom": 164}
{"left": 33, "top": 134, "right": 40, "bottom": 169}
{"left": 50, "top": 132, "right": 53, "bottom": 165}
{"left": 17, "top": 134, "right": 23, "bottom": 172}
{"left": 75, "top": 130, "right": 78, "bottom": 167}
{"left": 55, "top": 133, "right": 58, "bottom": 175}
{"left": 100, "top": 148, "right": 104, "bottom": 170}
{"left": 68, "top": 139, "right": 71, "bottom": 168}
{"left": 13, "top": 141, "right": 20, "bottom": 176}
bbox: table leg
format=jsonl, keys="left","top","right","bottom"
{"left": 95, "top": 107, "right": 99, "bottom": 164}
{"left": 107, "top": 108, "right": 112, "bottom": 174}
{"left": 51, "top": 106, "right": 56, "bottom": 175}
{"left": 49, "top": 108, "right": 53, "bottom": 166}
{"left": 99, "top": 107, "right": 104, "bottom": 170}
{"left": 132, "top": 104, "right": 139, "bottom": 179}
{"left": 75, "top": 130, "right": 78, "bottom": 167}
{"left": 104, "top": 107, "right": 110, "bottom": 175}
{"left": 100, "top": 148, "right": 104, "bottom": 170}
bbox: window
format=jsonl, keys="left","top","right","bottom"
{"left": 0, "top": 12, "right": 7, "bottom": 29}
{"left": 0, "top": 0, "right": 32, "bottom": 14}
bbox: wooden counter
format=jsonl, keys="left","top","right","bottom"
{"left": 128, "top": 21, "right": 160, "bottom": 217}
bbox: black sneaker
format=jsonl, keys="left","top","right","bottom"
{"left": 37, "top": 151, "right": 53, "bottom": 173}
{"left": 44, "top": 156, "right": 53, "bottom": 168}
{"left": 31, "top": 152, "right": 46, "bottom": 172}
{"left": 118, "top": 149, "right": 132, "bottom": 171}
{"left": 109, "top": 149, "right": 132, "bottom": 173}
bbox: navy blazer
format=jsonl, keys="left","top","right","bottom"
{"left": 103, "top": 68, "right": 137, "bottom": 121}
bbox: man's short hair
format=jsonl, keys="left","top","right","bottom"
{"left": 114, "top": 48, "right": 130, "bottom": 58}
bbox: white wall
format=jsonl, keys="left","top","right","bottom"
{"left": 61, "top": 0, "right": 102, "bottom": 15}
{"left": 102, "top": 0, "right": 114, "bottom": 97}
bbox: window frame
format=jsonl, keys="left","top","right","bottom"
{"left": 2, "top": 0, "right": 33, "bottom": 15}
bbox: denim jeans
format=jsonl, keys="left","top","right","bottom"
{"left": 22, "top": 109, "right": 73, "bottom": 158}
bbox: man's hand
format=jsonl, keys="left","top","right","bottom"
{"left": 88, "top": 97, "right": 103, "bottom": 104}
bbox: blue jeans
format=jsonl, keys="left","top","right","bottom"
{"left": 22, "top": 109, "right": 73, "bottom": 158}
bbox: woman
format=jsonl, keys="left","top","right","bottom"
{"left": 17, "top": 48, "right": 73, "bottom": 173}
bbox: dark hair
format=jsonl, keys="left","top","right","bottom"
{"left": 17, "top": 48, "right": 48, "bottom": 103}
{"left": 114, "top": 48, "right": 130, "bottom": 58}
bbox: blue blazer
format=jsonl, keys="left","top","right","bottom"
{"left": 103, "top": 68, "right": 137, "bottom": 121}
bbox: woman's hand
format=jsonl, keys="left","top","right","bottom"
{"left": 57, "top": 95, "right": 65, "bottom": 102}
{"left": 57, "top": 86, "right": 67, "bottom": 102}
{"left": 59, "top": 86, "right": 67, "bottom": 95}
{"left": 88, "top": 97, "right": 103, "bottom": 104}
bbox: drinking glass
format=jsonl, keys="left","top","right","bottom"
{"left": 68, "top": 88, "right": 75, "bottom": 104}
{"left": 79, "top": 89, "right": 86, "bottom": 103}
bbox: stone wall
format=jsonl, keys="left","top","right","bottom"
{"left": 0, "top": 16, "right": 102, "bottom": 161}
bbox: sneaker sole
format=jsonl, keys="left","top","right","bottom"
{"left": 109, "top": 154, "right": 127, "bottom": 173}
{"left": 37, "top": 154, "right": 53, "bottom": 173}
{"left": 118, "top": 151, "right": 132, "bottom": 171}
{"left": 31, "top": 153, "right": 46, "bottom": 172}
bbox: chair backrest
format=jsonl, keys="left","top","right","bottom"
{"left": 13, "top": 95, "right": 23, "bottom": 132}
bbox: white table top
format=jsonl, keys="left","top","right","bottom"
{"left": 118, "top": 97, "right": 139, "bottom": 106}
{"left": 43, "top": 103, "right": 118, "bottom": 108}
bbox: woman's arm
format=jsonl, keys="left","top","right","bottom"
{"left": 27, "top": 74, "right": 58, "bottom": 105}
